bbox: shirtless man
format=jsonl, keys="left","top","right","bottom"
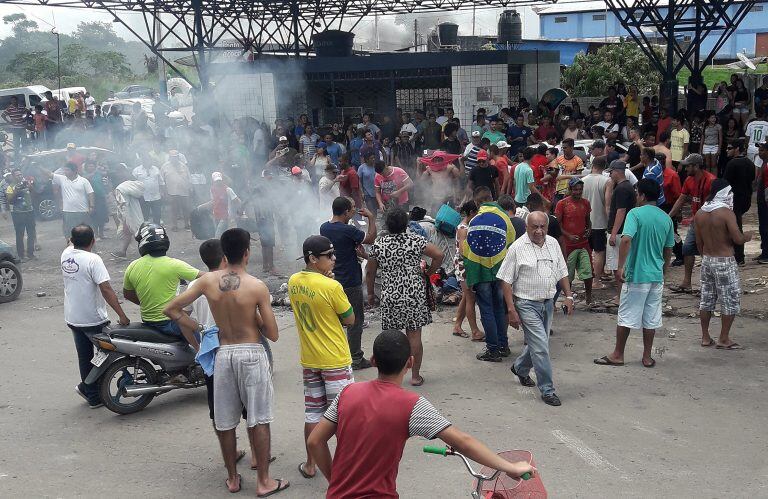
{"left": 653, "top": 131, "right": 673, "bottom": 170}
{"left": 164, "top": 228, "right": 289, "bottom": 497}
{"left": 694, "top": 180, "right": 751, "bottom": 350}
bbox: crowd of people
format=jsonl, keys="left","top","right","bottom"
{"left": 2, "top": 75, "right": 765, "bottom": 496}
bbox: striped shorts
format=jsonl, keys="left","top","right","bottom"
{"left": 302, "top": 366, "right": 353, "bottom": 424}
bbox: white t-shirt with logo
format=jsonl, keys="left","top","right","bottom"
{"left": 85, "top": 96, "right": 96, "bottom": 111}
{"left": 745, "top": 120, "right": 768, "bottom": 154}
{"left": 52, "top": 174, "right": 94, "bottom": 213}
{"left": 61, "top": 246, "right": 110, "bottom": 327}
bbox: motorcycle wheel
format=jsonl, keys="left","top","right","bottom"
{"left": 99, "top": 357, "right": 158, "bottom": 415}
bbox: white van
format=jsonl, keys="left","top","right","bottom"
{"left": 53, "top": 86, "right": 87, "bottom": 102}
{"left": 0, "top": 85, "right": 50, "bottom": 110}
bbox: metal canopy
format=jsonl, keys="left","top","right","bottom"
{"left": 605, "top": 0, "right": 758, "bottom": 111}
{"left": 0, "top": 0, "right": 556, "bottom": 88}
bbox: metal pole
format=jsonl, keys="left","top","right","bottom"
{"left": 53, "top": 30, "right": 61, "bottom": 92}
{"left": 414, "top": 19, "right": 418, "bottom": 51}
{"left": 155, "top": 9, "right": 168, "bottom": 101}
{"left": 192, "top": 0, "right": 207, "bottom": 90}
{"left": 375, "top": 13, "right": 380, "bottom": 50}
{"left": 472, "top": 5, "right": 476, "bottom": 37}
{"left": 663, "top": 0, "right": 678, "bottom": 114}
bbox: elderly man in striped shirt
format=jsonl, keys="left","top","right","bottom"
{"left": 497, "top": 211, "right": 574, "bottom": 407}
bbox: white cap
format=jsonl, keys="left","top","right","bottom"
{"left": 496, "top": 140, "right": 511, "bottom": 149}
{"left": 471, "top": 131, "right": 481, "bottom": 137}
{"left": 66, "top": 143, "right": 76, "bottom": 149}
{"left": 279, "top": 135, "right": 288, "bottom": 142}
{"left": 211, "top": 171, "right": 223, "bottom": 182}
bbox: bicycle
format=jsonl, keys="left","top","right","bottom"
{"left": 423, "top": 445, "right": 547, "bottom": 498}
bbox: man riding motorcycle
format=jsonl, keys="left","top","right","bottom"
{"left": 122, "top": 222, "right": 203, "bottom": 349}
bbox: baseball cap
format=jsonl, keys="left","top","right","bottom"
{"left": 291, "top": 166, "right": 303, "bottom": 175}
{"left": 496, "top": 140, "right": 511, "bottom": 149}
{"left": 211, "top": 171, "right": 223, "bottom": 182}
{"left": 66, "top": 143, "right": 76, "bottom": 150}
{"left": 279, "top": 135, "right": 288, "bottom": 142}
{"left": 606, "top": 160, "right": 627, "bottom": 172}
{"left": 476, "top": 149, "right": 488, "bottom": 161}
{"left": 680, "top": 153, "right": 704, "bottom": 166}
{"left": 471, "top": 130, "right": 481, "bottom": 137}
{"left": 301, "top": 235, "right": 334, "bottom": 260}
{"left": 568, "top": 177, "right": 584, "bottom": 187}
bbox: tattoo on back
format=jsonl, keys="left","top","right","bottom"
{"left": 219, "top": 272, "right": 241, "bottom": 291}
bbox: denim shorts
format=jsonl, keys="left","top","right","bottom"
{"left": 144, "top": 320, "right": 183, "bottom": 336}
{"left": 617, "top": 282, "right": 663, "bottom": 330}
{"left": 682, "top": 224, "right": 699, "bottom": 257}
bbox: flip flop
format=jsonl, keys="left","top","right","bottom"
{"left": 225, "top": 473, "right": 242, "bottom": 493}
{"left": 700, "top": 339, "right": 715, "bottom": 347}
{"left": 297, "top": 462, "right": 315, "bottom": 479}
{"left": 594, "top": 356, "right": 624, "bottom": 366}
{"left": 471, "top": 334, "right": 486, "bottom": 342}
{"left": 716, "top": 342, "right": 743, "bottom": 350}
{"left": 411, "top": 376, "right": 425, "bottom": 386}
{"left": 452, "top": 330, "right": 470, "bottom": 338}
{"left": 257, "top": 479, "right": 290, "bottom": 497}
{"left": 251, "top": 456, "right": 277, "bottom": 470}
{"left": 642, "top": 358, "right": 656, "bottom": 368}
{"left": 668, "top": 285, "right": 693, "bottom": 294}
{"left": 599, "top": 275, "right": 614, "bottom": 282}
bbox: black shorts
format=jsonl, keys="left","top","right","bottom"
{"left": 589, "top": 229, "right": 607, "bottom": 252}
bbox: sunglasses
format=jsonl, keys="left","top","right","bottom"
{"left": 317, "top": 250, "right": 336, "bottom": 259}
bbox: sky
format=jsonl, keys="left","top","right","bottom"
{"left": 0, "top": 3, "right": 543, "bottom": 49}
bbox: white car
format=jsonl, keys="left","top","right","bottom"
{"left": 100, "top": 98, "right": 173, "bottom": 134}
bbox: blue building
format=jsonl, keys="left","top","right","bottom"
{"left": 538, "top": 0, "right": 768, "bottom": 61}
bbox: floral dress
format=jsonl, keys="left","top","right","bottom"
{"left": 370, "top": 232, "right": 432, "bottom": 331}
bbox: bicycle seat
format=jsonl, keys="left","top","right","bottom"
{"left": 108, "top": 323, "right": 182, "bottom": 344}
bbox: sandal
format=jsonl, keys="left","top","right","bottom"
{"left": 297, "top": 462, "right": 315, "bottom": 479}
{"left": 668, "top": 284, "right": 693, "bottom": 294}
{"left": 700, "top": 339, "right": 715, "bottom": 347}
{"left": 225, "top": 473, "right": 242, "bottom": 493}
{"left": 642, "top": 358, "right": 656, "bottom": 368}
{"left": 452, "top": 329, "right": 469, "bottom": 338}
{"left": 471, "top": 332, "right": 485, "bottom": 342}
{"left": 593, "top": 355, "right": 624, "bottom": 366}
{"left": 411, "top": 376, "right": 425, "bottom": 386}
{"left": 257, "top": 478, "right": 290, "bottom": 497}
{"left": 716, "top": 342, "right": 743, "bottom": 350}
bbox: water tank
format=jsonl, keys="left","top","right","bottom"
{"left": 498, "top": 10, "right": 522, "bottom": 45}
{"left": 313, "top": 30, "right": 355, "bottom": 57}
{"left": 438, "top": 22, "right": 459, "bottom": 47}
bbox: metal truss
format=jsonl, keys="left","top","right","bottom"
{"left": 606, "top": 0, "right": 756, "bottom": 77}
{"left": 0, "top": 0, "right": 555, "bottom": 88}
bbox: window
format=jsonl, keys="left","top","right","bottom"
{"left": 0, "top": 94, "right": 25, "bottom": 109}
{"left": 593, "top": 14, "right": 606, "bottom": 21}
{"left": 554, "top": 16, "right": 568, "bottom": 23}
{"left": 751, "top": 5, "right": 763, "bottom": 12}
{"left": 29, "top": 95, "right": 41, "bottom": 106}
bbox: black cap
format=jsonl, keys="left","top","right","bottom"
{"left": 300, "top": 235, "right": 334, "bottom": 260}
{"left": 606, "top": 159, "right": 627, "bottom": 172}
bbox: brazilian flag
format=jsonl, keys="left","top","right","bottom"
{"left": 462, "top": 203, "right": 515, "bottom": 287}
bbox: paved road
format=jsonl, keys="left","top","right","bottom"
{"left": 1, "top": 220, "right": 767, "bottom": 498}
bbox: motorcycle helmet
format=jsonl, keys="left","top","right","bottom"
{"left": 135, "top": 222, "right": 170, "bottom": 256}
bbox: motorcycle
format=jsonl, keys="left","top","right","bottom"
{"left": 85, "top": 323, "right": 205, "bottom": 415}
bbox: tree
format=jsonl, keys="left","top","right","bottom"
{"left": 6, "top": 51, "right": 57, "bottom": 82}
{"left": 3, "top": 13, "right": 38, "bottom": 37}
{"left": 89, "top": 51, "right": 133, "bottom": 79}
{"left": 561, "top": 42, "right": 662, "bottom": 97}
{"left": 74, "top": 21, "right": 121, "bottom": 49}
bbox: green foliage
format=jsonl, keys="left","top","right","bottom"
{"left": 6, "top": 51, "right": 57, "bottom": 81}
{"left": 562, "top": 42, "right": 663, "bottom": 96}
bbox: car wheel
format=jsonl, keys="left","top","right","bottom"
{"left": 0, "top": 260, "right": 22, "bottom": 303}
{"left": 38, "top": 198, "right": 58, "bottom": 220}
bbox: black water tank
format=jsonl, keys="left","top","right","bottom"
{"left": 438, "top": 22, "right": 459, "bottom": 47}
{"left": 313, "top": 30, "right": 355, "bottom": 57}
{"left": 498, "top": 10, "right": 522, "bottom": 45}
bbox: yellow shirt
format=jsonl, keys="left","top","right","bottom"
{"left": 625, "top": 95, "right": 640, "bottom": 118}
{"left": 288, "top": 270, "right": 354, "bottom": 369}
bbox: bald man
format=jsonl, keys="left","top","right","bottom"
{"left": 497, "top": 211, "right": 574, "bottom": 407}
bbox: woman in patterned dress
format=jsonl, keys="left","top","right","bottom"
{"left": 366, "top": 208, "right": 444, "bottom": 386}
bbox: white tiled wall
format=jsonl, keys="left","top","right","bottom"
{"left": 452, "top": 64, "right": 508, "bottom": 126}
{"left": 211, "top": 73, "right": 277, "bottom": 125}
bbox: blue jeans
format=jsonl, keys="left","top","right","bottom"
{"left": 473, "top": 280, "right": 508, "bottom": 352}
{"left": 758, "top": 199, "right": 768, "bottom": 258}
{"left": 144, "top": 319, "right": 184, "bottom": 337}
{"left": 68, "top": 322, "right": 109, "bottom": 404}
{"left": 513, "top": 299, "right": 555, "bottom": 396}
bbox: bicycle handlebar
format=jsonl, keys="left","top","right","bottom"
{"left": 422, "top": 446, "right": 532, "bottom": 481}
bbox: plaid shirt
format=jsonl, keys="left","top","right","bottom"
{"left": 496, "top": 233, "right": 568, "bottom": 301}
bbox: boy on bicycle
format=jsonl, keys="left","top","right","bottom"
{"left": 307, "top": 330, "right": 536, "bottom": 498}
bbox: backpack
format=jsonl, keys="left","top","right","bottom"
{"left": 190, "top": 207, "right": 215, "bottom": 240}
{"left": 434, "top": 204, "right": 461, "bottom": 237}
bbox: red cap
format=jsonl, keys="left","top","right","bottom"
{"left": 476, "top": 149, "right": 488, "bottom": 161}
{"left": 291, "top": 166, "right": 302, "bottom": 175}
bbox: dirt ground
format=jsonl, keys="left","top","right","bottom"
{"left": 0, "top": 212, "right": 767, "bottom": 498}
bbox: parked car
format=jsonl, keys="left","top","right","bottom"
{"left": 0, "top": 239, "right": 22, "bottom": 303}
{"left": 100, "top": 98, "right": 173, "bottom": 135}
{"left": 0, "top": 85, "right": 50, "bottom": 110}
{"left": 18, "top": 146, "right": 129, "bottom": 220}
{"left": 115, "top": 85, "right": 155, "bottom": 99}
